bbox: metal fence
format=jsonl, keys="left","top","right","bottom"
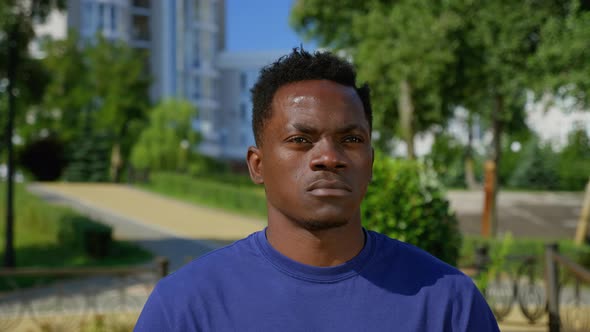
{"left": 545, "top": 244, "right": 590, "bottom": 332}
{"left": 469, "top": 244, "right": 590, "bottom": 331}
{"left": 0, "top": 257, "right": 168, "bottom": 332}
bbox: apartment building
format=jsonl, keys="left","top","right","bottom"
{"left": 66, "top": 0, "right": 226, "bottom": 155}
{"left": 216, "top": 50, "right": 288, "bottom": 160}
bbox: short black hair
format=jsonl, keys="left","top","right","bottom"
{"left": 250, "top": 48, "right": 372, "bottom": 146}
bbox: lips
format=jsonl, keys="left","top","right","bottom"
{"left": 306, "top": 179, "right": 352, "bottom": 197}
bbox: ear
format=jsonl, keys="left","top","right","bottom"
{"left": 246, "top": 146, "right": 264, "bottom": 184}
{"left": 370, "top": 147, "right": 375, "bottom": 182}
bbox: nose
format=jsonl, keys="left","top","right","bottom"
{"left": 309, "top": 139, "right": 347, "bottom": 171}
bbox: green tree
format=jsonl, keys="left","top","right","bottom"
{"left": 38, "top": 30, "right": 91, "bottom": 142}
{"left": 41, "top": 33, "right": 151, "bottom": 182}
{"left": 87, "top": 36, "right": 151, "bottom": 182}
{"left": 292, "top": 0, "right": 460, "bottom": 159}
{"left": 292, "top": 0, "right": 568, "bottom": 237}
{"left": 533, "top": 0, "right": 590, "bottom": 192}
{"left": 452, "top": 0, "right": 564, "bottom": 235}
{"left": 130, "top": 99, "right": 201, "bottom": 173}
{"left": 0, "top": 0, "right": 66, "bottom": 267}
{"left": 533, "top": 0, "right": 590, "bottom": 107}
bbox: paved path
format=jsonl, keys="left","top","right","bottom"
{"left": 29, "top": 183, "right": 585, "bottom": 332}
{"left": 29, "top": 183, "right": 264, "bottom": 271}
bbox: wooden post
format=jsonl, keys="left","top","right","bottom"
{"left": 574, "top": 177, "right": 590, "bottom": 245}
{"left": 545, "top": 243, "right": 560, "bottom": 332}
{"left": 481, "top": 160, "right": 496, "bottom": 238}
{"left": 156, "top": 257, "right": 169, "bottom": 279}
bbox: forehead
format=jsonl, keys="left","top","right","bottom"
{"left": 268, "top": 80, "right": 367, "bottom": 128}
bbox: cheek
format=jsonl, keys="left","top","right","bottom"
{"left": 263, "top": 152, "right": 304, "bottom": 190}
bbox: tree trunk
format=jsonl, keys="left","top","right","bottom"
{"left": 399, "top": 80, "right": 416, "bottom": 159}
{"left": 465, "top": 112, "right": 479, "bottom": 190}
{"left": 489, "top": 94, "right": 504, "bottom": 237}
{"left": 4, "top": 23, "right": 18, "bottom": 267}
{"left": 110, "top": 142, "right": 123, "bottom": 183}
{"left": 574, "top": 177, "right": 590, "bottom": 245}
{"left": 111, "top": 123, "right": 130, "bottom": 183}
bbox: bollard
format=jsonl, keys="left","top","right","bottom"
{"left": 156, "top": 256, "right": 169, "bottom": 279}
{"left": 545, "top": 243, "right": 560, "bottom": 332}
{"left": 481, "top": 160, "right": 496, "bottom": 238}
{"left": 474, "top": 245, "right": 490, "bottom": 275}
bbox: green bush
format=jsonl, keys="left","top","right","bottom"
{"left": 130, "top": 99, "right": 201, "bottom": 172}
{"left": 362, "top": 152, "right": 462, "bottom": 266}
{"left": 19, "top": 135, "right": 67, "bottom": 181}
{"left": 58, "top": 215, "right": 113, "bottom": 258}
{"left": 557, "top": 126, "right": 590, "bottom": 191}
{"left": 142, "top": 172, "right": 267, "bottom": 217}
{"left": 188, "top": 154, "right": 231, "bottom": 176}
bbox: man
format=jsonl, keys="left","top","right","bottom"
{"left": 134, "top": 49, "right": 499, "bottom": 331}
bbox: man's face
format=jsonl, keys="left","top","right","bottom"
{"left": 247, "top": 80, "right": 373, "bottom": 231}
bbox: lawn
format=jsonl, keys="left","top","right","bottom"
{"left": 138, "top": 171, "right": 267, "bottom": 218}
{"left": 0, "top": 182, "right": 153, "bottom": 289}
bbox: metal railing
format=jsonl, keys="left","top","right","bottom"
{"left": 466, "top": 252, "right": 547, "bottom": 324}
{"left": 546, "top": 243, "right": 590, "bottom": 332}
{"left": 0, "top": 257, "right": 168, "bottom": 331}
{"left": 467, "top": 243, "right": 590, "bottom": 331}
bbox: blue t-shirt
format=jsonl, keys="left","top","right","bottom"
{"left": 135, "top": 229, "right": 499, "bottom": 331}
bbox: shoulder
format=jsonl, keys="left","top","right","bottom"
{"left": 154, "top": 231, "right": 263, "bottom": 297}
{"left": 367, "top": 231, "right": 498, "bottom": 329}
{"left": 367, "top": 230, "right": 476, "bottom": 291}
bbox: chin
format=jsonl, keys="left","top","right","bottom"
{"left": 295, "top": 218, "right": 349, "bottom": 232}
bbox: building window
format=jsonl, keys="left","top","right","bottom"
{"left": 193, "top": 78, "right": 201, "bottom": 99}
{"left": 82, "top": 2, "right": 93, "bottom": 32}
{"left": 193, "top": 39, "right": 200, "bottom": 67}
{"left": 194, "top": 0, "right": 201, "bottom": 16}
{"left": 240, "top": 103, "right": 247, "bottom": 120}
{"left": 240, "top": 72, "right": 247, "bottom": 91}
{"left": 111, "top": 5, "right": 117, "bottom": 32}
{"left": 98, "top": 3, "right": 105, "bottom": 30}
{"left": 132, "top": 0, "right": 150, "bottom": 8}
{"left": 132, "top": 15, "right": 150, "bottom": 41}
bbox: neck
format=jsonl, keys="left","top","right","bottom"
{"left": 266, "top": 215, "right": 365, "bottom": 267}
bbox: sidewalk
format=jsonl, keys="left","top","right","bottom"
{"left": 30, "top": 183, "right": 549, "bottom": 331}
{"left": 30, "top": 183, "right": 264, "bottom": 270}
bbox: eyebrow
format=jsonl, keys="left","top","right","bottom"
{"left": 335, "top": 124, "right": 367, "bottom": 134}
{"left": 290, "top": 123, "right": 368, "bottom": 134}
{"left": 291, "top": 123, "right": 318, "bottom": 134}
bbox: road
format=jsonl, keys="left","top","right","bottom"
{"left": 448, "top": 190, "right": 583, "bottom": 239}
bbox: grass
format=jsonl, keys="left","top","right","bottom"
{"left": 0, "top": 182, "right": 153, "bottom": 289}
{"left": 138, "top": 171, "right": 268, "bottom": 218}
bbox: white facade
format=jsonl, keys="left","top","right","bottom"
{"left": 67, "top": 0, "right": 225, "bottom": 156}
{"left": 215, "top": 50, "right": 288, "bottom": 160}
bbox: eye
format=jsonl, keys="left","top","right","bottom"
{"left": 343, "top": 136, "right": 364, "bottom": 143}
{"left": 288, "top": 136, "right": 311, "bottom": 144}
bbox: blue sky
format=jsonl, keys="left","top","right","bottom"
{"left": 225, "top": 0, "right": 316, "bottom": 51}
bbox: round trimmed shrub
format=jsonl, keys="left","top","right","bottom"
{"left": 19, "top": 136, "right": 67, "bottom": 181}
{"left": 362, "top": 152, "right": 462, "bottom": 266}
